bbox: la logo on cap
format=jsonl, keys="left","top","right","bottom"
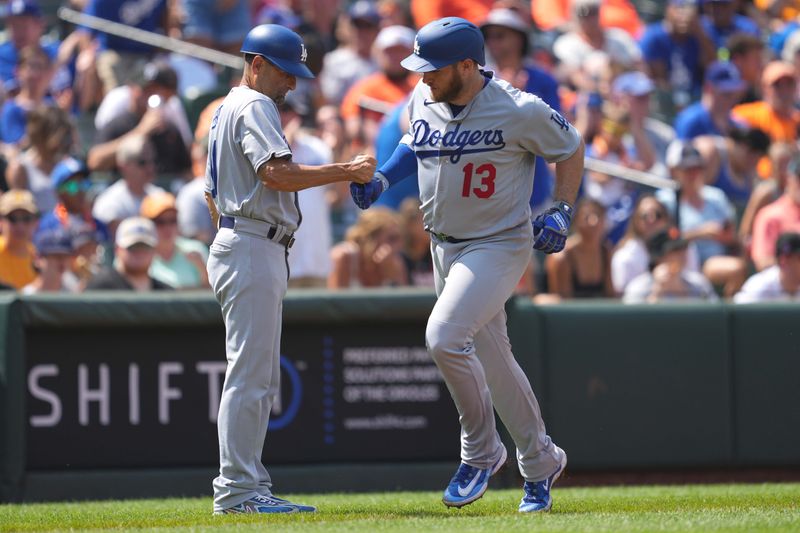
{"left": 414, "top": 37, "right": 420, "bottom": 55}
{"left": 300, "top": 44, "right": 307, "bottom": 63}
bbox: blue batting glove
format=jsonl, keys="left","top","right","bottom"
{"left": 350, "top": 173, "right": 388, "bottom": 209}
{"left": 533, "top": 200, "right": 574, "bottom": 254}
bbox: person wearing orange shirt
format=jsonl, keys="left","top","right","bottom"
{"left": 531, "top": 0, "right": 642, "bottom": 37}
{"left": 411, "top": 0, "right": 493, "bottom": 30}
{"left": 340, "top": 25, "right": 418, "bottom": 150}
{"left": 0, "top": 189, "right": 39, "bottom": 289}
{"left": 732, "top": 61, "right": 800, "bottom": 177}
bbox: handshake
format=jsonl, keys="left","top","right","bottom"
{"left": 350, "top": 172, "right": 389, "bottom": 209}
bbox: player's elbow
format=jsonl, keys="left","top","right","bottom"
{"left": 259, "top": 165, "right": 296, "bottom": 192}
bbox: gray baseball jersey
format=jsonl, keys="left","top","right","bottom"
{"left": 401, "top": 74, "right": 580, "bottom": 239}
{"left": 206, "top": 85, "right": 296, "bottom": 512}
{"left": 205, "top": 86, "right": 300, "bottom": 231}
{"left": 411, "top": 72, "right": 578, "bottom": 484}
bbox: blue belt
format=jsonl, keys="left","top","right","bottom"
{"left": 219, "top": 216, "right": 295, "bottom": 248}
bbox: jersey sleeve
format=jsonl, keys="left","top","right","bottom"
{"left": 238, "top": 99, "right": 291, "bottom": 173}
{"left": 517, "top": 95, "right": 581, "bottom": 163}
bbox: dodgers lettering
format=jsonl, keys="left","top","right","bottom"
{"left": 412, "top": 119, "right": 506, "bottom": 163}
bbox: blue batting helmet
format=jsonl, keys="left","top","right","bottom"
{"left": 241, "top": 24, "right": 314, "bottom": 79}
{"left": 401, "top": 17, "right": 485, "bottom": 73}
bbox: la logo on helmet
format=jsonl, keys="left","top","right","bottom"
{"left": 300, "top": 44, "right": 307, "bottom": 63}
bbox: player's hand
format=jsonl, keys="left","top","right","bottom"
{"left": 346, "top": 154, "right": 377, "bottom": 184}
{"left": 350, "top": 174, "right": 386, "bottom": 209}
{"left": 532, "top": 200, "right": 574, "bottom": 254}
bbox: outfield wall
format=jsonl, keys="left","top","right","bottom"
{"left": 1, "top": 292, "right": 798, "bottom": 502}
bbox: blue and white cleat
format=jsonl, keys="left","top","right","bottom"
{"left": 519, "top": 446, "right": 567, "bottom": 513}
{"left": 214, "top": 494, "right": 317, "bottom": 515}
{"left": 442, "top": 446, "right": 508, "bottom": 508}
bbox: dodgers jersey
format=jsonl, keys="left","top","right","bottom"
{"left": 401, "top": 73, "right": 581, "bottom": 239}
{"left": 205, "top": 86, "right": 301, "bottom": 231}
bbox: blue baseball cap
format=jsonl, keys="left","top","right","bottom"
{"left": 34, "top": 227, "right": 74, "bottom": 256}
{"left": 348, "top": 1, "right": 381, "bottom": 25}
{"left": 51, "top": 157, "right": 89, "bottom": 188}
{"left": 5, "top": 0, "right": 42, "bottom": 17}
{"left": 705, "top": 61, "right": 745, "bottom": 92}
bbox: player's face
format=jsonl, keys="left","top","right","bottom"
{"left": 258, "top": 58, "right": 297, "bottom": 105}
{"left": 422, "top": 64, "right": 465, "bottom": 103}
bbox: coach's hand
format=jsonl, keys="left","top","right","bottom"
{"left": 350, "top": 173, "right": 387, "bottom": 209}
{"left": 346, "top": 154, "right": 377, "bottom": 184}
{"left": 533, "top": 200, "right": 574, "bottom": 254}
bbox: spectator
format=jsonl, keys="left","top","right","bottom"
{"left": 319, "top": 1, "right": 381, "bottom": 106}
{"left": 739, "top": 142, "right": 796, "bottom": 248}
{"left": 0, "top": 0, "right": 60, "bottom": 90}
{"left": 532, "top": 0, "right": 642, "bottom": 35}
{"left": 656, "top": 139, "right": 746, "bottom": 296}
{"left": 328, "top": 207, "right": 408, "bottom": 289}
{"left": 583, "top": 101, "right": 651, "bottom": 244}
{"left": 553, "top": 0, "right": 641, "bottom": 77}
{"left": 480, "top": 7, "right": 561, "bottom": 211}
{"left": 735, "top": 232, "right": 800, "bottom": 302}
{"left": 278, "top": 96, "right": 334, "bottom": 288}
{"left": 0, "top": 45, "right": 55, "bottom": 146}
{"left": 340, "top": 25, "right": 418, "bottom": 150}
{"left": 398, "top": 197, "right": 433, "bottom": 287}
{"left": 180, "top": 0, "right": 251, "bottom": 55}
{"left": 94, "top": 61, "right": 192, "bottom": 148}
{"left": 85, "top": 216, "right": 172, "bottom": 291}
{"left": 83, "top": 0, "right": 171, "bottom": 93}
{"left": 727, "top": 32, "right": 765, "bottom": 104}
{"left": 91, "top": 135, "right": 166, "bottom": 234}
{"left": 66, "top": 219, "right": 106, "bottom": 291}
{"left": 0, "top": 189, "right": 38, "bottom": 289}
{"left": 732, "top": 61, "right": 800, "bottom": 158}
{"left": 639, "top": 0, "right": 716, "bottom": 110}
{"left": 87, "top": 64, "right": 192, "bottom": 176}
{"left": 657, "top": 140, "right": 737, "bottom": 265}
{"left": 612, "top": 194, "right": 702, "bottom": 294}
{"left": 21, "top": 227, "right": 76, "bottom": 294}
{"left": 750, "top": 153, "right": 800, "bottom": 271}
{"left": 694, "top": 126, "right": 771, "bottom": 212}
{"left": 176, "top": 138, "right": 216, "bottom": 245}
{"left": 37, "top": 157, "right": 109, "bottom": 247}
{"left": 700, "top": 0, "right": 759, "bottom": 53}
{"left": 140, "top": 192, "right": 208, "bottom": 289}
{"left": 5, "top": 106, "right": 75, "bottom": 214}
{"left": 623, "top": 228, "right": 717, "bottom": 303}
{"left": 410, "top": 0, "right": 493, "bottom": 30}
{"left": 544, "top": 198, "right": 615, "bottom": 299}
{"left": 673, "top": 61, "right": 746, "bottom": 140}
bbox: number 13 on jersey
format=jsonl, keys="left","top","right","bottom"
{"left": 461, "top": 162, "right": 496, "bottom": 199}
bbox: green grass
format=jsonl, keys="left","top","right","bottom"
{"left": 1, "top": 483, "right": 799, "bottom": 532}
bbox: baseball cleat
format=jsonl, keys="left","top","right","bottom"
{"left": 214, "top": 494, "right": 317, "bottom": 515}
{"left": 442, "top": 446, "right": 508, "bottom": 508}
{"left": 519, "top": 446, "right": 567, "bottom": 513}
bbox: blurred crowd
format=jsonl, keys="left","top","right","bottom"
{"left": 0, "top": 0, "right": 799, "bottom": 303}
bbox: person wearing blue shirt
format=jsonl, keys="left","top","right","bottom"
{"left": 84, "top": 0, "right": 168, "bottom": 92}
{"left": 0, "top": 45, "right": 55, "bottom": 145}
{"left": 0, "top": 0, "right": 61, "bottom": 91}
{"left": 701, "top": 0, "right": 759, "bottom": 52}
{"left": 673, "top": 61, "right": 745, "bottom": 139}
{"left": 639, "top": 0, "right": 716, "bottom": 109}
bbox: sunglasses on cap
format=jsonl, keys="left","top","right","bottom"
{"left": 58, "top": 179, "right": 92, "bottom": 196}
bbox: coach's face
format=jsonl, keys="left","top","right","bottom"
{"left": 254, "top": 56, "right": 297, "bottom": 105}
{"left": 422, "top": 63, "right": 465, "bottom": 103}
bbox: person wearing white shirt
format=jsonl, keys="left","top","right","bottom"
{"left": 734, "top": 232, "right": 800, "bottom": 303}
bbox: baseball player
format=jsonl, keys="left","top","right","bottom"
{"left": 351, "top": 18, "right": 584, "bottom": 512}
{"left": 205, "top": 24, "right": 375, "bottom": 515}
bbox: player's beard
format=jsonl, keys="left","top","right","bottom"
{"left": 432, "top": 72, "right": 465, "bottom": 103}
